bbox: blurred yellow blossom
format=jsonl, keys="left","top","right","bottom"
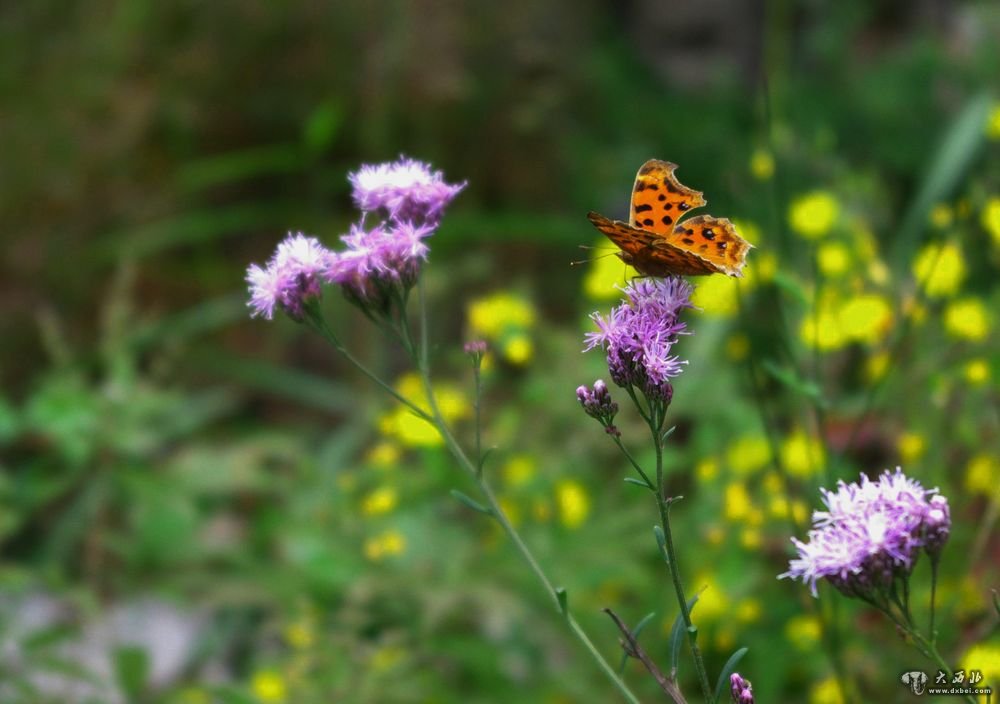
{"left": 789, "top": 191, "right": 840, "bottom": 239}
{"left": 965, "top": 454, "right": 999, "bottom": 499}
{"left": 705, "top": 524, "right": 725, "bottom": 546}
{"left": 800, "top": 306, "right": 847, "bottom": 351}
{"left": 723, "top": 481, "right": 751, "bottom": 521}
{"left": 944, "top": 298, "right": 991, "bottom": 341}
{"left": 503, "top": 455, "right": 536, "bottom": 487}
{"left": 362, "top": 486, "right": 398, "bottom": 516}
{"left": 251, "top": 671, "right": 287, "bottom": 703}
{"left": 499, "top": 496, "right": 522, "bottom": 527}
{"left": 987, "top": 102, "right": 1000, "bottom": 139}
{"left": 726, "top": 434, "right": 771, "bottom": 476}
{"left": 866, "top": 350, "right": 891, "bottom": 382}
{"left": 750, "top": 148, "right": 774, "bottom": 180}
{"left": 817, "top": 242, "right": 851, "bottom": 277}
{"left": 366, "top": 441, "right": 400, "bottom": 468}
{"left": 768, "top": 495, "right": 791, "bottom": 520}
{"left": 839, "top": 294, "right": 892, "bottom": 344}
{"left": 781, "top": 429, "right": 825, "bottom": 478}
{"left": 379, "top": 374, "right": 469, "bottom": 447}
{"left": 696, "top": 458, "right": 719, "bottom": 482}
{"left": 961, "top": 643, "right": 1000, "bottom": 686}
{"left": 762, "top": 472, "right": 782, "bottom": 494}
{"left": 753, "top": 251, "right": 778, "bottom": 282}
{"left": 364, "top": 530, "right": 406, "bottom": 561}
{"left": 896, "top": 432, "right": 925, "bottom": 464}
{"left": 913, "top": 242, "right": 966, "bottom": 298}
{"left": 584, "top": 239, "right": 638, "bottom": 300}
{"left": 693, "top": 574, "right": 726, "bottom": 623}
{"left": 740, "top": 527, "right": 762, "bottom": 548}
{"left": 726, "top": 333, "right": 751, "bottom": 361}
{"left": 982, "top": 197, "right": 1000, "bottom": 247}
{"left": 691, "top": 274, "right": 745, "bottom": 316}
{"left": 178, "top": 688, "right": 210, "bottom": 704}
{"left": 810, "top": 677, "right": 845, "bottom": 704}
{"left": 467, "top": 291, "right": 536, "bottom": 364}
{"left": 866, "top": 259, "right": 890, "bottom": 286}
{"left": 929, "top": 203, "right": 954, "bottom": 229}
{"left": 735, "top": 598, "right": 762, "bottom": 623}
{"left": 785, "top": 614, "right": 821, "bottom": 651}
{"left": 556, "top": 480, "right": 590, "bottom": 528}
{"left": 284, "top": 619, "right": 315, "bottom": 649}
{"left": 791, "top": 499, "right": 809, "bottom": 524}
{"left": 963, "top": 358, "right": 990, "bottom": 386}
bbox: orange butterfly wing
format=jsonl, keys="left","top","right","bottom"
{"left": 589, "top": 160, "right": 752, "bottom": 278}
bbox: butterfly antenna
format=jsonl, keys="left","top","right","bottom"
{"left": 569, "top": 247, "right": 618, "bottom": 267}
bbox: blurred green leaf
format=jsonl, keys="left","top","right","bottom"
{"left": 178, "top": 144, "right": 305, "bottom": 193}
{"left": 303, "top": 102, "right": 343, "bottom": 154}
{"left": 113, "top": 645, "right": 149, "bottom": 701}
{"left": 762, "top": 360, "right": 827, "bottom": 407}
{"left": 713, "top": 646, "right": 749, "bottom": 704}
{"left": 669, "top": 596, "right": 699, "bottom": 678}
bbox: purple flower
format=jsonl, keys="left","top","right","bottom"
{"left": 349, "top": 156, "right": 466, "bottom": 225}
{"left": 730, "top": 673, "right": 754, "bottom": 703}
{"left": 246, "top": 233, "right": 334, "bottom": 320}
{"left": 327, "top": 220, "right": 434, "bottom": 313}
{"left": 577, "top": 379, "right": 620, "bottom": 436}
{"left": 779, "top": 468, "right": 951, "bottom": 598}
{"left": 584, "top": 278, "right": 693, "bottom": 403}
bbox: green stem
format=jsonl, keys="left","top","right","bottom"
{"left": 650, "top": 416, "right": 713, "bottom": 703}
{"left": 611, "top": 436, "right": 655, "bottom": 491}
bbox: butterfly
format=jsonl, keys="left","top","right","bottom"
{"left": 588, "top": 160, "right": 752, "bottom": 278}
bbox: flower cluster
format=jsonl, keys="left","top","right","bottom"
{"left": 246, "top": 157, "right": 464, "bottom": 321}
{"left": 730, "top": 673, "right": 754, "bottom": 703}
{"left": 584, "top": 278, "right": 693, "bottom": 404}
{"left": 576, "top": 380, "right": 620, "bottom": 437}
{"left": 779, "top": 468, "right": 951, "bottom": 599}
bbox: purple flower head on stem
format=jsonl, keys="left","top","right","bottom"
{"left": 583, "top": 278, "right": 693, "bottom": 403}
{"left": 730, "top": 673, "right": 754, "bottom": 704}
{"left": 779, "top": 468, "right": 951, "bottom": 599}
{"left": 349, "top": 156, "right": 466, "bottom": 226}
{"left": 576, "top": 379, "right": 620, "bottom": 437}
{"left": 246, "top": 233, "right": 334, "bottom": 321}
{"left": 327, "top": 220, "right": 434, "bottom": 314}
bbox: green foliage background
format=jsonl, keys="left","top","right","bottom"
{"left": 1, "top": 1, "right": 998, "bottom": 702}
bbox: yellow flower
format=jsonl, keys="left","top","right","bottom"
{"left": 735, "top": 598, "right": 761, "bottom": 623}
{"left": 896, "top": 432, "right": 925, "bottom": 464}
{"left": 913, "top": 242, "right": 966, "bottom": 298}
{"left": 692, "top": 574, "right": 726, "bottom": 623}
{"left": 750, "top": 149, "right": 775, "bottom": 180}
{"left": 781, "top": 429, "right": 824, "bottom": 478}
{"left": 817, "top": 242, "right": 851, "bottom": 277}
{"left": 789, "top": 191, "right": 840, "bottom": 239}
{"left": 768, "top": 495, "right": 790, "bottom": 519}
{"left": 726, "top": 434, "right": 771, "bottom": 476}
{"left": 866, "top": 350, "right": 890, "bottom": 382}
{"left": 839, "top": 294, "right": 892, "bottom": 344}
{"left": 929, "top": 203, "right": 954, "bottom": 229}
{"left": 726, "top": 333, "right": 751, "bottom": 361}
{"left": 362, "top": 486, "right": 398, "bottom": 516}
{"left": 740, "top": 527, "right": 762, "bottom": 548}
{"left": 378, "top": 375, "right": 469, "bottom": 447}
{"left": 754, "top": 251, "right": 778, "bottom": 282}
{"left": 468, "top": 292, "right": 536, "bottom": 337}
{"left": 982, "top": 197, "right": 1000, "bottom": 247}
{"left": 690, "top": 274, "right": 743, "bottom": 317}
{"left": 723, "top": 481, "right": 751, "bottom": 522}
{"left": 785, "top": 614, "right": 821, "bottom": 651}
{"left": 502, "top": 333, "right": 533, "bottom": 364}
{"left": 791, "top": 499, "right": 809, "bottom": 524}
{"left": 800, "top": 306, "right": 847, "bottom": 351}
{"left": 961, "top": 642, "right": 1000, "bottom": 690}
{"left": 584, "top": 239, "right": 638, "bottom": 300}
{"left": 963, "top": 358, "right": 990, "bottom": 386}
{"left": 696, "top": 458, "right": 719, "bottom": 482}
{"left": 363, "top": 530, "right": 406, "bottom": 561}
{"left": 944, "top": 298, "right": 991, "bottom": 341}
{"left": 503, "top": 455, "right": 536, "bottom": 486}
{"left": 810, "top": 677, "right": 845, "bottom": 704}
{"left": 366, "top": 442, "right": 400, "bottom": 468}
{"left": 284, "top": 619, "right": 315, "bottom": 649}
{"left": 987, "top": 101, "right": 1000, "bottom": 140}
{"left": 556, "top": 480, "right": 590, "bottom": 529}
{"left": 965, "top": 454, "right": 999, "bottom": 499}
{"left": 251, "top": 671, "right": 287, "bottom": 704}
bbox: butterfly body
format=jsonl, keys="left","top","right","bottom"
{"left": 588, "top": 160, "right": 752, "bottom": 278}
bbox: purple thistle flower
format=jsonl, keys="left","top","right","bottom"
{"left": 576, "top": 379, "right": 620, "bottom": 437}
{"left": 246, "top": 232, "right": 334, "bottom": 320}
{"left": 730, "top": 673, "right": 754, "bottom": 703}
{"left": 584, "top": 278, "right": 693, "bottom": 403}
{"left": 779, "top": 468, "right": 951, "bottom": 598}
{"left": 349, "top": 156, "right": 466, "bottom": 226}
{"left": 327, "top": 220, "right": 434, "bottom": 313}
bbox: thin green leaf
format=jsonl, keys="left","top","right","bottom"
{"left": 623, "top": 477, "right": 653, "bottom": 490}
{"left": 762, "top": 359, "right": 827, "bottom": 406}
{"left": 450, "top": 490, "right": 492, "bottom": 516}
{"left": 669, "top": 595, "right": 699, "bottom": 678}
{"left": 616, "top": 611, "right": 657, "bottom": 675}
{"left": 713, "top": 646, "right": 749, "bottom": 704}
{"left": 555, "top": 587, "right": 568, "bottom": 615}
